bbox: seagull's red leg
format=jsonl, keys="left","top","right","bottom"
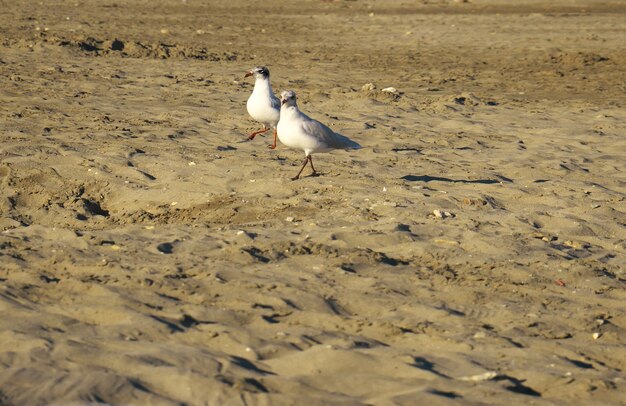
{"left": 248, "top": 127, "right": 269, "bottom": 140}
{"left": 292, "top": 156, "right": 310, "bottom": 180}
{"left": 268, "top": 128, "right": 277, "bottom": 149}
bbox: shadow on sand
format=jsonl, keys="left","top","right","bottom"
{"left": 401, "top": 175, "right": 508, "bottom": 184}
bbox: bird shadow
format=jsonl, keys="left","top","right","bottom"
{"left": 401, "top": 175, "right": 506, "bottom": 184}
{"left": 409, "top": 356, "right": 451, "bottom": 379}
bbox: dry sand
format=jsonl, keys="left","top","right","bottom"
{"left": 1, "top": 0, "right": 625, "bottom": 404}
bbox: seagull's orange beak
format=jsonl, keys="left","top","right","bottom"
{"left": 244, "top": 71, "right": 253, "bottom": 78}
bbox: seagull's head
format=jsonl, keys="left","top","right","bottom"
{"left": 280, "top": 90, "right": 297, "bottom": 107}
{"left": 244, "top": 66, "right": 270, "bottom": 80}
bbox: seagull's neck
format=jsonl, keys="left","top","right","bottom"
{"left": 253, "top": 77, "right": 274, "bottom": 96}
{"left": 280, "top": 104, "right": 300, "bottom": 117}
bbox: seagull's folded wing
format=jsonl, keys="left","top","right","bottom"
{"left": 302, "top": 118, "right": 361, "bottom": 150}
{"left": 271, "top": 95, "right": 281, "bottom": 111}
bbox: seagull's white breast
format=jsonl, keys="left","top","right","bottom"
{"left": 246, "top": 79, "right": 280, "bottom": 128}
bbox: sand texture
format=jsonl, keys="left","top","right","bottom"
{"left": 1, "top": 0, "right": 625, "bottom": 404}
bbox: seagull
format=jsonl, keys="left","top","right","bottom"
{"left": 244, "top": 66, "right": 280, "bottom": 149}
{"left": 277, "top": 90, "right": 361, "bottom": 180}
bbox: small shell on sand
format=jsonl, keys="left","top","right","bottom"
{"left": 459, "top": 371, "right": 499, "bottom": 382}
{"left": 434, "top": 239, "right": 460, "bottom": 245}
{"left": 433, "top": 209, "right": 454, "bottom": 219}
{"left": 381, "top": 87, "right": 399, "bottom": 94}
{"left": 236, "top": 230, "right": 255, "bottom": 240}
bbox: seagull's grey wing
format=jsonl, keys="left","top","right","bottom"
{"left": 270, "top": 94, "right": 281, "bottom": 111}
{"left": 302, "top": 117, "right": 361, "bottom": 150}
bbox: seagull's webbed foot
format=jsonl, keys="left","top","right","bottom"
{"left": 248, "top": 127, "right": 269, "bottom": 140}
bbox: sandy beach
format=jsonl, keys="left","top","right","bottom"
{"left": 1, "top": 0, "right": 625, "bottom": 404}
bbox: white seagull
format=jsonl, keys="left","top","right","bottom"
{"left": 244, "top": 66, "right": 281, "bottom": 149}
{"left": 277, "top": 90, "right": 361, "bottom": 180}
